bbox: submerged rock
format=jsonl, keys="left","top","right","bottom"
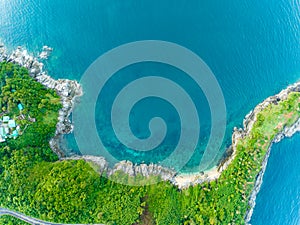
{"left": 39, "top": 46, "right": 53, "bottom": 59}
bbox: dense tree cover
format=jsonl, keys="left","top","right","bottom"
{"left": 0, "top": 148, "right": 145, "bottom": 224}
{"left": 0, "top": 61, "right": 61, "bottom": 149}
{"left": 134, "top": 92, "right": 300, "bottom": 225}
{"left": 0, "top": 62, "right": 145, "bottom": 225}
{"left": 0, "top": 61, "right": 61, "bottom": 224}
{"left": 176, "top": 92, "right": 300, "bottom": 224}
{"left": 0, "top": 215, "right": 29, "bottom": 225}
{"left": 0, "top": 61, "right": 299, "bottom": 224}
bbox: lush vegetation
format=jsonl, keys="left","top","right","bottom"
{"left": 0, "top": 215, "right": 29, "bottom": 225}
{"left": 174, "top": 92, "right": 300, "bottom": 224}
{"left": 0, "top": 62, "right": 146, "bottom": 225}
{"left": 0, "top": 61, "right": 299, "bottom": 225}
{"left": 0, "top": 61, "right": 61, "bottom": 148}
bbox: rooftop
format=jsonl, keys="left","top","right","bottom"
{"left": 3, "top": 116, "right": 9, "bottom": 122}
{"left": 0, "top": 116, "right": 20, "bottom": 142}
{"left": 18, "top": 103, "right": 24, "bottom": 111}
{"left": 8, "top": 119, "right": 16, "bottom": 128}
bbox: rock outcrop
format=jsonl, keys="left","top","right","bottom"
{"left": 63, "top": 156, "right": 176, "bottom": 182}
{"left": 174, "top": 81, "right": 300, "bottom": 189}
{"left": 39, "top": 46, "right": 53, "bottom": 59}
{"left": 109, "top": 160, "right": 176, "bottom": 180}
{"left": 219, "top": 81, "right": 300, "bottom": 173}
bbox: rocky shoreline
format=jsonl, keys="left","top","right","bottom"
{"left": 64, "top": 155, "right": 177, "bottom": 181}
{"left": 245, "top": 119, "right": 300, "bottom": 224}
{"left": 244, "top": 118, "right": 300, "bottom": 224}
{"left": 221, "top": 81, "right": 300, "bottom": 169}
{"left": 62, "top": 80, "right": 300, "bottom": 190}
{"left": 0, "top": 44, "right": 83, "bottom": 157}
{"left": 172, "top": 81, "right": 300, "bottom": 188}
{"left": 0, "top": 43, "right": 178, "bottom": 181}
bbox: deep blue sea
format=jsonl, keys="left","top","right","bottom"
{"left": 0, "top": 0, "right": 299, "bottom": 223}
{"left": 251, "top": 133, "right": 300, "bottom": 225}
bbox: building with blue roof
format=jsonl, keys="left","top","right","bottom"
{"left": 0, "top": 114, "right": 23, "bottom": 142}
{"left": 8, "top": 120, "right": 16, "bottom": 128}
{"left": 3, "top": 116, "right": 9, "bottom": 122}
{"left": 12, "top": 130, "right": 18, "bottom": 138}
{"left": 18, "top": 103, "right": 24, "bottom": 111}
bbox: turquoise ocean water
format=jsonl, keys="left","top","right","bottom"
{"left": 251, "top": 133, "right": 300, "bottom": 225}
{"left": 0, "top": 0, "right": 300, "bottom": 223}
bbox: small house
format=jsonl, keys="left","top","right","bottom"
{"left": 8, "top": 120, "right": 16, "bottom": 128}
{"left": 17, "top": 103, "right": 24, "bottom": 111}
{"left": 3, "top": 116, "right": 9, "bottom": 123}
{"left": 0, "top": 127, "right": 5, "bottom": 137}
{"left": 12, "top": 130, "right": 18, "bottom": 138}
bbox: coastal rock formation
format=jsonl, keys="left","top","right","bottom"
{"left": 242, "top": 82, "right": 300, "bottom": 136}
{"left": 219, "top": 81, "right": 300, "bottom": 171}
{"left": 0, "top": 45, "right": 83, "bottom": 157}
{"left": 63, "top": 156, "right": 176, "bottom": 182}
{"left": 39, "top": 46, "right": 53, "bottom": 59}
{"left": 0, "top": 43, "right": 6, "bottom": 62}
{"left": 273, "top": 118, "right": 300, "bottom": 143}
{"left": 244, "top": 117, "right": 300, "bottom": 224}
{"left": 109, "top": 160, "right": 176, "bottom": 181}
{"left": 173, "top": 81, "right": 300, "bottom": 189}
